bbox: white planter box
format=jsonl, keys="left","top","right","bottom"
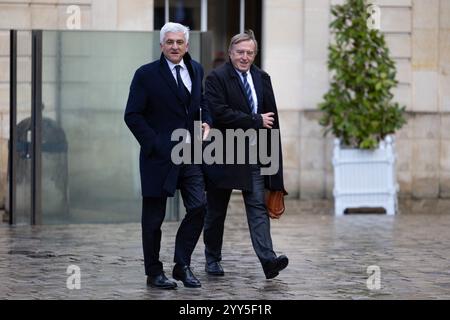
{"left": 332, "top": 136, "right": 398, "bottom": 215}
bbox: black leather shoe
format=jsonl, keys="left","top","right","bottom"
{"left": 205, "top": 261, "right": 224, "bottom": 276}
{"left": 147, "top": 273, "right": 177, "bottom": 289}
{"left": 173, "top": 264, "right": 202, "bottom": 288}
{"left": 264, "top": 255, "right": 289, "bottom": 279}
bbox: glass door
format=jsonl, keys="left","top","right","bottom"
{"left": 9, "top": 30, "right": 203, "bottom": 224}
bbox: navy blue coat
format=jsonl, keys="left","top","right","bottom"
{"left": 124, "top": 53, "right": 211, "bottom": 197}
{"left": 203, "top": 62, "right": 286, "bottom": 193}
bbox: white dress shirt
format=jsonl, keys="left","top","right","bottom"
{"left": 165, "top": 58, "right": 192, "bottom": 93}
{"left": 235, "top": 68, "right": 258, "bottom": 146}
{"left": 235, "top": 68, "right": 258, "bottom": 113}
{"left": 165, "top": 57, "right": 193, "bottom": 143}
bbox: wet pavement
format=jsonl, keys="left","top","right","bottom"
{"left": 1, "top": 199, "right": 450, "bottom": 300}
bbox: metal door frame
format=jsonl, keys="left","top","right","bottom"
{"left": 9, "top": 30, "right": 17, "bottom": 225}
{"left": 9, "top": 30, "right": 43, "bottom": 225}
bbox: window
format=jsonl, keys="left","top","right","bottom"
{"left": 154, "top": 0, "right": 201, "bottom": 31}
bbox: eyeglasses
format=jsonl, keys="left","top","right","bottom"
{"left": 234, "top": 50, "right": 256, "bottom": 57}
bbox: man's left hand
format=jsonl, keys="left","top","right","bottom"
{"left": 202, "top": 123, "right": 211, "bottom": 141}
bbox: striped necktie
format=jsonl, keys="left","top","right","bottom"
{"left": 241, "top": 72, "right": 256, "bottom": 114}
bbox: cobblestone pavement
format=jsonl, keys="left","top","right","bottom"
{"left": 1, "top": 200, "right": 450, "bottom": 300}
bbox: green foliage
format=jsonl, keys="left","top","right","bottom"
{"left": 319, "top": 0, "right": 406, "bottom": 149}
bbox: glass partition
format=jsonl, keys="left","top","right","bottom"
{"left": 39, "top": 30, "right": 200, "bottom": 224}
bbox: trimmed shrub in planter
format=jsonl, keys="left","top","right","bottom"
{"left": 319, "top": 0, "right": 406, "bottom": 214}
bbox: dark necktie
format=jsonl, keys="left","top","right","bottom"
{"left": 241, "top": 72, "right": 256, "bottom": 114}
{"left": 175, "top": 65, "right": 190, "bottom": 106}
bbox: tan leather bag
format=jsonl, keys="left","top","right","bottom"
{"left": 265, "top": 190, "right": 287, "bottom": 219}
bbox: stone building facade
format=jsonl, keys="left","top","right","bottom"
{"left": 0, "top": 0, "right": 449, "bottom": 209}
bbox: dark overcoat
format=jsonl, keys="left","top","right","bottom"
{"left": 203, "top": 62, "right": 286, "bottom": 193}
{"left": 124, "top": 53, "right": 211, "bottom": 197}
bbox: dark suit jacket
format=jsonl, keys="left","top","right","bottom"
{"left": 203, "top": 62, "right": 286, "bottom": 192}
{"left": 124, "top": 53, "right": 211, "bottom": 197}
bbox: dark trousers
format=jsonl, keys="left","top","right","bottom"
{"left": 204, "top": 165, "right": 276, "bottom": 269}
{"left": 142, "top": 164, "right": 206, "bottom": 276}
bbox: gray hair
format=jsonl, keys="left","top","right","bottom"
{"left": 160, "top": 22, "right": 190, "bottom": 44}
{"left": 228, "top": 29, "right": 258, "bottom": 54}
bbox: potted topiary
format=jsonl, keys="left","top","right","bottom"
{"left": 318, "top": 0, "right": 407, "bottom": 215}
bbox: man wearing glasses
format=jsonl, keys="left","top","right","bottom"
{"left": 203, "top": 30, "right": 288, "bottom": 280}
